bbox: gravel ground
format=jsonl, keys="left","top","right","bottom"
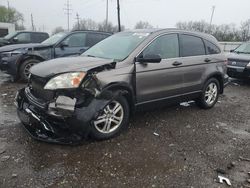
{"left": 0, "top": 72, "right": 250, "bottom": 188}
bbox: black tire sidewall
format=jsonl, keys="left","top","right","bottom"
{"left": 19, "top": 59, "right": 40, "bottom": 81}
{"left": 199, "top": 78, "right": 220, "bottom": 109}
{"left": 90, "top": 95, "right": 130, "bottom": 140}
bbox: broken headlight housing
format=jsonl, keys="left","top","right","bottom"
{"left": 44, "top": 72, "right": 86, "bottom": 90}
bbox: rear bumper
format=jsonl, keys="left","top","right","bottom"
{"left": 227, "top": 66, "right": 250, "bottom": 79}
{"left": 16, "top": 87, "right": 110, "bottom": 144}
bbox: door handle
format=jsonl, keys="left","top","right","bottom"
{"left": 204, "top": 58, "right": 211, "bottom": 62}
{"left": 172, "top": 61, "right": 182, "bottom": 66}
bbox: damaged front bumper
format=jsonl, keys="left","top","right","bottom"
{"left": 15, "top": 87, "right": 111, "bottom": 144}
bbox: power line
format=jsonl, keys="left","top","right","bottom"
{"left": 64, "top": 0, "right": 73, "bottom": 31}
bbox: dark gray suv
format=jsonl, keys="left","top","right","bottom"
{"left": 15, "top": 29, "right": 228, "bottom": 144}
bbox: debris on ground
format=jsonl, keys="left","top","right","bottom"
{"left": 239, "top": 156, "right": 250, "bottom": 162}
{"left": 233, "top": 82, "right": 240, "bottom": 86}
{"left": 12, "top": 174, "right": 18, "bottom": 178}
{"left": 0, "top": 143, "right": 6, "bottom": 154}
{"left": 1, "top": 93, "right": 7, "bottom": 97}
{"left": 153, "top": 132, "right": 159, "bottom": 136}
{"left": 1, "top": 155, "right": 10, "bottom": 162}
{"left": 180, "top": 101, "right": 194, "bottom": 107}
{"left": 218, "top": 175, "right": 232, "bottom": 186}
{"left": 216, "top": 168, "right": 227, "bottom": 174}
{"left": 227, "top": 162, "right": 236, "bottom": 170}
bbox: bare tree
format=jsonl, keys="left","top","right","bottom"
{"left": 134, "top": 21, "right": 153, "bottom": 29}
{"left": 52, "top": 27, "right": 65, "bottom": 35}
{"left": 72, "top": 19, "right": 98, "bottom": 31}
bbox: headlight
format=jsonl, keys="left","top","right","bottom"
{"left": 44, "top": 72, "right": 86, "bottom": 90}
{"left": 247, "top": 62, "right": 250, "bottom": 67}
{"left": 1, "top": 50, "right": 22, "bottom": 58}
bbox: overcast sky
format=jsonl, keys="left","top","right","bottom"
{"left": 2, "top": 0, "right": 250, "bottom": 34}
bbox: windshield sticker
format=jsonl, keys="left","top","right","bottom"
{"left": 133, "top": 33, "right": 150, "bottom": 38}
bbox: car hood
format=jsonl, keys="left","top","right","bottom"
{"left": 228, "top": 53, "right": 250, "bottom": 61}
{"left": 0, "top": 43, "right": 51, "bottom": 53}
{"left": 30, "top": 56, "right": 115, "bottom": 78}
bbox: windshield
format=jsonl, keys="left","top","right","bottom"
{"left": 82, "top": 32, "right": 150, "bottom": 61}
{"left": 4, "top": 32, "right": 17, "bottom": 40}
{"left": 42, "top": 32, "right": 67, "bottom": 45}
{"left": 234, "top": 43, "right": 250, "bottom": 54}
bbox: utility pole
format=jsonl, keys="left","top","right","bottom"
{"left": 64, "top": 0, "right": 72, "bottom": 31}
{"left": 209, "top": 5, "right": 215, "bottom": 33}
{"left": 105, "top": 0, "right": 109, "bottom": 31}
{"left": 117, "top": 0, "right": 121, "bottom": 32}
{"left": 31, "top": 14, "right": 35, "bottom": 31}
{"left": 7, "top": 1, "right": 10, "bottom": 22}
{"left": 76, "top": 13, "right": 80, "bottom": 30}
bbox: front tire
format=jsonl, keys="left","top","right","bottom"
{"left": 19, "top": 59, "right": 40, "bottom": 81}
{"left": 90, "top": 95, "right": 130, "bottom": 140}
{"left": 196, "top": 78, "right": 220, "bottom": 109}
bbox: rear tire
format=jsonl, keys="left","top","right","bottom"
{"left": 19, "top": 59, "right": 40, "bottom": 81}
{"left": 90, "top": 94, "right": 130, "bottom": 140}
{"left": 196, "top": 78, "right": 220, "bottom": 109}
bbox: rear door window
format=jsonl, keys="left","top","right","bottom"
{"left": 204, "top": 40, "right": 221, "bottom": 54}
{"left": 143, "top": 34, "right": 179, "bottom": 59}
{"left": 180, "top": 34, "right": 206, "bottom": 57}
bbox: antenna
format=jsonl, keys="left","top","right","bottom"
{"left": 64, "top": 0, "right": 72, "bottom": 31}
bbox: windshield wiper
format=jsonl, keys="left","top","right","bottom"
{"left": 235, "top": 51, "right": 250, "bottom": 54}
{"left": 86, "top": 55, "right": 97, "bottom": 58}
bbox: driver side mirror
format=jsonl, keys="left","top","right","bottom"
{"left": 12, "top": 37, "right": 18, "bottom": 42}
{"left": 230, "top": 49, "right": 235, "bottom": 53}
{"left": 59, "top": 41, "right": 69, "bottom": 49}
{"left": 137, "top": 54, "right": 162, "bottom": 63}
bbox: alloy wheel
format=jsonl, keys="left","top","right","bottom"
{"left": 205, "top": 82, "right": 218, "bottom": 105}
{"left": 94, "top": 101, "right": 124, "bottom": 134}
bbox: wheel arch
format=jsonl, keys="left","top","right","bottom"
{"left": 204, "top": 72, "right": 224, "bottom": 94}
{"left": 102, "top": 82, "right": 136, "bottom": 114}
{"left": 17, "top": 55, "right": 45, "bottom": 72}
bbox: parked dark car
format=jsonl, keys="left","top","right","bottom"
{"left": 0, "top": 30, "right": 111, "bottom": 81}
{"left": 15, "top": 29, "right": 228, "bottom": 144}
{"left": 227, "top": 42, "right": 250, "bottom": 79}
{"left": 0, "top": 31, "right": 49, "bottom": 47}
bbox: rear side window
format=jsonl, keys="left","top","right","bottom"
{"left": 86, "top": 33, "right": 110, "bottom": 47}
{"left": 204, "top": 40, "right": 221, "bottom": 54}
{"left": 143, "top": 34, "right": 179, "bottom": 59}
{"left": 180, "top": 34, "right": 205, "bottom": 57}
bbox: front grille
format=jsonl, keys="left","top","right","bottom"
{"left": 228, "top": 59, "right": 249, "bottom": 67}
{"left": 30, "top": 75, "right": 55, "bottom": 101}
